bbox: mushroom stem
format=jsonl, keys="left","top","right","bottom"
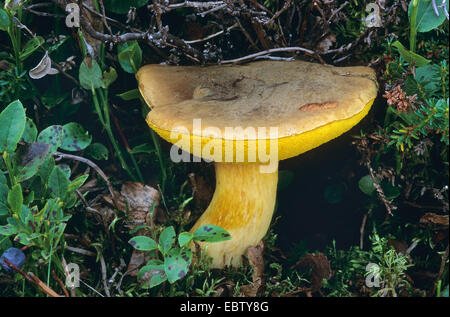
{"left": 191, "top": 161, "right": 278, "bottom": 268}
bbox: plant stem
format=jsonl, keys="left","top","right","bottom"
{"left": 7, "top": 12, "right": 21, "bottom": 73}
{"left": 3, "top": 152, "right": 16, "bottom": 186}
{"left": 94, "top": 88, "right": 136, "bottom": 181}
{"left": 150, "top": 128, "right": 167, "bottom": 192}
{"left": 410, "top": 0, "right": 419, "bottom": 53}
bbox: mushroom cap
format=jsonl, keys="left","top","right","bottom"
{"left": 137, "top": 60, "right": 378, "bottom": 162}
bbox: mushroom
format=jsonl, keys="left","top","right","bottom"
{"left": 136, "top": 60, "right": 378, "bottom": 268}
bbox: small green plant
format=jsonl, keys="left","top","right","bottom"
{"left": 0, "top": 100, "right": 91, "bottom": 283}
{"left": 392, "top": 0, "right": 449, "bottom": 65}
{"left": 129, "top": 225, "right": 231, "bottom": 289}
{"left": 78, "top": 55, "right": 144, "bottom": 182}
{"left": 115, "top": 41, "right": 168, "bottom": 192}
{"left": 364, "top": 234, "right": 413, "bottom": 297}
{"left": 324, "top": 233, "right": 413, "bottom": 297}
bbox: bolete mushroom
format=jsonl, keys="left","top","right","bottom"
{"left": 136, "top": 60, "right": 378, "bottom": 268}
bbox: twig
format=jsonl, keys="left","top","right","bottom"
{"left": 366, "top": 162, "right": 397, "bottom": 216}
{"left": 235, "top": 17, "right": 259, "bottom": 50}
{"left": 327, "top": 1, "right": 348, "bottom": 23}
{"left": 184, "top": 23, "right": 238, "bottom": 44}
{"left": 220, "top": 46, "right": 315, "bottom": 64}
{"left": 50, "top": 0, "right": 203, "bottom": 62}
{"left": 23, "top": 8, "right": 65, "bottom": 18}
{"left": 265, "top": 0, "right": 292, "bottom": 25}
{"left": 3, "top": 259, "right": 62, "bottom": 297}
{"left": 52, "top": 270, "right": 70, "bottom": 297}
{"left": 66, "top": 245, "right": 96, "bottom": 257}
{"left": 79, "top": 14, "right": 203, "bottom": 62}
{"left": 79, "top": 279, "right": 105, "bottom": 297}
{"left": 164, "top": 1, "right": 226, "bottom": 10}
{"left": 432, "top": 245, "right": 449, "bottom": 296}
{"left": 198, "top": 3, "right": 228, "bottom": 17}
{"left": 98, "top": 0, "right": 113, "bottom": 37}
{"left": 61, "top": 256, "right": 76, "bottom": 297}
{"left": 108, "top": 258, "right": 126, "bottom": 285}
{"left": 152, "top": 0, "right": 164, "bottom": 32}
{"left": 360, "top": 212, "right": 369, "bottom": 250}
{"left": 254, "top": 55, "right": 294, "bottom": 61}
{"left": 323, "top": 28, "right": 371, "bottom": 55}
{"left": 53, "top": 151, "right": 115, "bottom": 200}
{"left": 100, "top": 255, "right": 111, "bottom": 297}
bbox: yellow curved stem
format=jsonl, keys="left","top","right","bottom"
{"left": 190, "top": 162, "right": 278, "bottom": 268}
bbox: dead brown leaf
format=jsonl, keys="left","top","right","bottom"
{"left": 315, "top": 33, "right": 336, "bottom": 54}
{"left": 127, "top": 250, "right": 151, "bottom": 277}
{"left": 420, "top": 213, "right": 449, "bottom": 229}
{"left": 240, "top": 241, "right": 265, "bottom": 297}
{"left": 293, "top": 252, "right": 332, "bottom": 292}
{"left": 103, "top": 182, "right": 160, "bottom": 230}
{"left": 213, "top": 281, "right": 235, "bottom": 297}
{"left": 388, "top": 238, "right": 409, "bottom": 255}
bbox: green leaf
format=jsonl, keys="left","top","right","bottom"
{"left": 0, "top": 173, "right": 7, "bottom": 185}
{"left": 129, "top": 143, "right": 154, "bottom": 155}
{"left": 415, "top": 64, "right": 441, "bottom": 92}
{"left": 59, "top": 164, "right": 71, "bottom": 179}
{"left": 118, "top": 41, "right": 142, "bottom": 74}
{"left": 0, "top": 184, "right": 8, "bottom": 203}
{"left": 164, "top": 248, "right": 192, "bottom": 284}
{"left": 138, "top": 259, "right": 167, "bottom": 289}
{"left": 22, "top": 118, "right": 38, "bottom": 143}
{"left": 0, "top": 223, "right": 17, "bottom": 236}
{"left": 41, "top": 89, "right": 68, "bottom": 110}
{"left": 409, "top": 0, "right": 450, "bottom": 32}
{"left": 178, "top": 232, "right": 193, "bottom": 247}
{"left": 159, "top": 226, "right": 176, "bottom": 254}
{"left": 38, "top": 156, "right": 55, "bottom": 184}
{"left": 193, "top": 225, "right": 232, "bottom": 243}
{"left": 0, "top": 100, "right": 26, "bottom": 153}
{"left": 0, "top": 8, "right": 9, "bottom": 31}
{"left": 85, "top": 143, "right": 109, "bottom": 160}
{"left": 358, "top": 175, "right": 377, "bottom": 196}
{"left": 0, "top": 184, "right": 9, "bottom": 216}
{"left": 117, "top": 89, "right": 141, "bottom": 101}
{"left": 14, "top": 142, "right": 50, "bottom": 182}
{"left": 102, "top": 67, "right": 118, "bottom": 88}
{"left": 392, "top": 41, "right": 431, "bottom": 67}
{"left": 7, "top": 183, "right": 22, "bottom": 214}
{"left": 79, "top": 58, "right": 103, "bottom": 90}
{"left": 20, "top": 36, "right": 45, "bottom": 61}
{"left": 15, "top": 233, "right": 36, "bottom": 245}
{"left": 67, "top": 174, "right": 89, "bottom": 193}
{"left": 104, "top": 0, "right": 149, "bottom": 14}
{"left": 60, "top": 122, "right": 92, "bottom": 151}
{"left": 0, "top": 202, "right": 8, "bottom": 216}
{"left": 37, "top": 125, "right": 64, "bottom": 154}
{"left": 381, "top": 181, "right": 401, "bottom": 200}
{"left": 129, "top": 236, "right": 158, "bottom": 251}
{"left": 48, "top": 166, "right": 69, "bottom": 199}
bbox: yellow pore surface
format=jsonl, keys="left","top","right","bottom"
{"left": 146, "top": 98, "right": 375, "bottom": 163}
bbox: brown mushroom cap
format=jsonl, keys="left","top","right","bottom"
{"left": 138, "top": 60, "right": 377, "bottom": 136}
{"left": 137, "top": 60, "right": 378, "bottom": 161}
